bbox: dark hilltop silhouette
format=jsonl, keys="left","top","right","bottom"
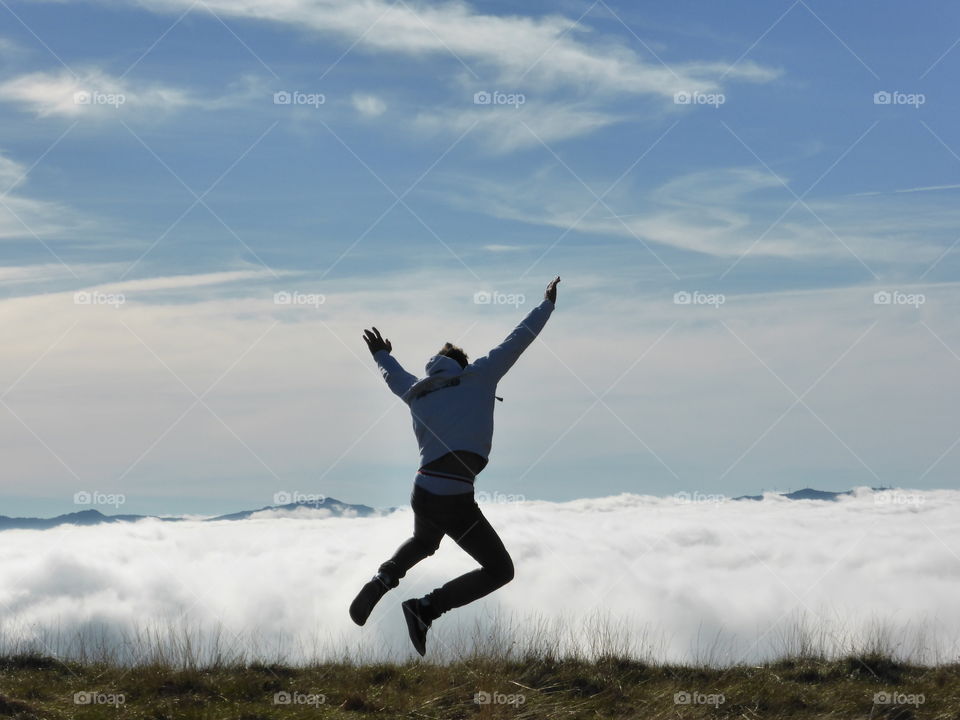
{"left": 0, "top": 497, "right": 382, "bottom": 531}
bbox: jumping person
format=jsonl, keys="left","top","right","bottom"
{"left": 350, "top": 277, "right": 560, "bottom": 655}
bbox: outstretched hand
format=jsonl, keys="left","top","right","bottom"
{"left": 362, "top": 327, "right": 392, "bottom": 357}
{"left": 545, "top": 276, "right": 561, "bottom": 304}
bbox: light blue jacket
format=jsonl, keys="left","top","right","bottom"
{"left": 374, "top": 299, "right": 555, "bottom": 467}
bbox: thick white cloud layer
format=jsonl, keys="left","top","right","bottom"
{"left": 1, "top": 488, "right": 957, "bottom": 665}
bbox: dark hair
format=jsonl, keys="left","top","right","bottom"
{"left": 437, "top": 342, "right": 468, "bottom": 369}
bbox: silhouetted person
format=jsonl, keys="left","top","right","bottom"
{"left": 350, "top": 277, "right": 560, "bottom": 655}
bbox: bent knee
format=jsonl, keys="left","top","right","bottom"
{"left": 417, "top": 537, "right": 442, "bottom": 556}
{"left": 491, "top": 555, "right": 514, "bottom": 586}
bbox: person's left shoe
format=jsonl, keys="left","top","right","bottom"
{"left": 349, "top": 575, "right": 391, "bottom": 626}
{"left": 401, "top": 598, "right": 436, "bottom": 656}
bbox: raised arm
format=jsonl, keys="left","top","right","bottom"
{"left": 472, "top": 277, "right": 559, "bottom": 381}
{"left": 363, "top": 327, "right": 417, "bottom": 399}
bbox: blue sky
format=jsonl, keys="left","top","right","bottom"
{"left": 1, "top": 0, "right": 959, "bottom": 517}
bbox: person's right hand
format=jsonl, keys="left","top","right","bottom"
{"left": 545, "top": 276, "right": 561, "bottom": 304}
{"left": 362, "top": 327, "right": 393, "bottom": 357}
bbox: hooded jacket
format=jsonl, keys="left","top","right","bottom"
{"left": 374, "top": 298, "right": 555, "bottom": 468}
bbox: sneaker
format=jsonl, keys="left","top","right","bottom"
{"left": 401, "top": 598, "right": 432, "bottom": 656}
{"left": 349, "top": 576, "right": 390, "bottom": 626}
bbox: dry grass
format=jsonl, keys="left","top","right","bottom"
{"left": 0, "top": 615, "right": 955, "bottom": 718}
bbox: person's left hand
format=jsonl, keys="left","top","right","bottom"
{"left": 362, "top": 327, "right": 393, "bottom": 356}
{"left": 545, "top": 276, "right": 561, "bottom": 304}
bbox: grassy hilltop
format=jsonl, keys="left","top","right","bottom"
{"left": 0, "top": 652, "right": 957, "bottom": 719}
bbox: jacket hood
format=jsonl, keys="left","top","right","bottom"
{"left": 401, "top": 355, "right": 465, "bottom": 403}
{"left": 424, "top": 354, "right": 464, "bottom": 377}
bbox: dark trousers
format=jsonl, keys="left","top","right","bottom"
{"left": 378, "top": 485, "right": 514, "bottom": 615}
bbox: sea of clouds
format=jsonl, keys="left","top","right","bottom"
{"left": 0, "top": 487, "right": 957, "bottom": 666}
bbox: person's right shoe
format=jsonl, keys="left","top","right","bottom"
{"left": 349, "top": 576, "right": 390, "bottom": 626}
{"left": 401, "top": 598, "right": 433, "bottom": 656}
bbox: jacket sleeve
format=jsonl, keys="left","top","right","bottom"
{"left": 374, "top": 350, "right": 418, "bottom": 399}
{"left": 471, "top": 299, "right": 554, "bottom": 381}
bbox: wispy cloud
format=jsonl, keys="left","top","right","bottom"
{"left": 437, "top": 165, "right": 952, "bottom": 262}
{"left": 416, "top": 102, "right": 620, "bottom": 152}
{"left": 853, "top": 183, "right": 960, "bottom": 197}
{"left": 0, "top": 68, "right": 264, "bottom": 118}
{"left": 74, "top": 0, "right": 779, "bottom": 97}
{"left": 0, "top": 151, "right": 80, "bottom": 241}
{"left": 351, "top": 93, "right": 386, "bottom": 118}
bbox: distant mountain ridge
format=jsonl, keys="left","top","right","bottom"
{"left": 0, "top": 488, "right": 884, "bottom": 531}
{"left": 0, "top": 497, "right": 382, "bottom": 531}
{"left": 733, "top": 488, "right": 857, "bottom": 501}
